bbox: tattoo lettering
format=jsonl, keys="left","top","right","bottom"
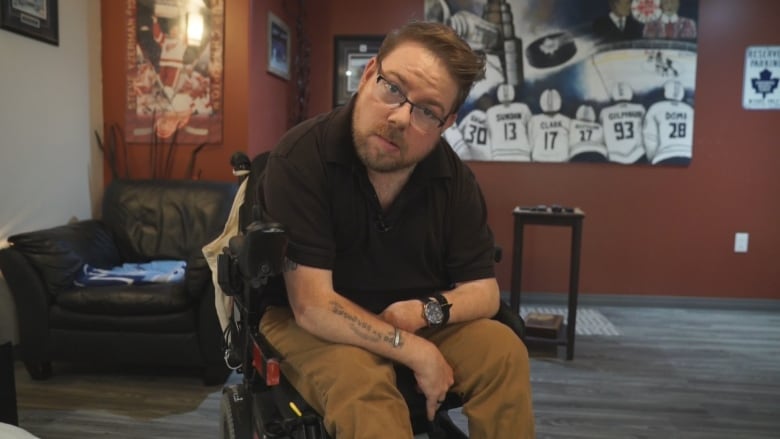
{"left": 329, "top": 301, "right": 404, "bottom": 348}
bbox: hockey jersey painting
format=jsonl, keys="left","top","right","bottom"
{"left": 568, "top": 103, "right": 606, "bottom": 161}
{"left": 643, "top": 85, "right": 694, "bottom": 166}
{"left": 486, "top": 102, "right": 533, "bottom": 161}
{"left": 528, "top": 113, "right": 570, "bottom": 162}
{"left": 426, "top": 0, "right": 699, "bottom": 166}
{"left": 600, "top": 102, "right": 647, "bottom": 164}
{"left": 458, "top": 109, "right": 492, "bottom": 161}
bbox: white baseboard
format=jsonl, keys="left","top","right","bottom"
{"left": 501, "top": 291, "right": 780, "bottom": 311}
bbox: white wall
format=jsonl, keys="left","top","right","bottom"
{"left": 0, "top": 0, "right": 102, "bottom": 343}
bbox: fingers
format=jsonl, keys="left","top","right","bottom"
{"left": 426, "top": 395, "right": 449, "bottom": 421}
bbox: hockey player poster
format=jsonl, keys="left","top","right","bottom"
{"left": 425, "top": 0, "right": 699, "bottom": 166}
{"left": 125, "top": 0, "right": 224, "bottom": 144}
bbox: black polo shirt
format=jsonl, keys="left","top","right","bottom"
{"left": 260, "top": 99, "right": 495, "bottom": 313}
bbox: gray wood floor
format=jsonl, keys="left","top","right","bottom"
{"left": 10, "top": 305, "right": 780, "bottom": 438}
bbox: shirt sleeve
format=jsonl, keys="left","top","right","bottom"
{"left": 444, "top": 162, "right": 496, "bottom": 284}
{"left": 262, "top": 143, "right": 335, "bottom": 270}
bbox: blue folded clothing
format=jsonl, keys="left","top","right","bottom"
{"left": 74, "top": 260, "right": 186, "bottom": 287}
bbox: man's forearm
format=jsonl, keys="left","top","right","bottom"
{"left": 283, "top": 265, "right": 434, "bottom": 370}
{"left": 442, "top": 277, "right": 501, "bottom": 324}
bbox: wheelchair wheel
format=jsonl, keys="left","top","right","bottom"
{"left": 220, "top": 383, "right": 253, "bottom": 439}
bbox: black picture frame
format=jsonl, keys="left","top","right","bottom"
{"left": 333, "top": 35, "right": 384, "bottom": 107}
{"left": 0, "top": 0, "right": 58, "bottom": 46}
{"left": 267, "top": 12, "right": 290, "bottom": 80}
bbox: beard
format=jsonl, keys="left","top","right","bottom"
{"left": 352, "top": 122, "right": 412, "bottom": 173}
{"left": 352, "top": 115, "right": 441, "bottom": 175}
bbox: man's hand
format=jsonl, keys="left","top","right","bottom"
{"left": 412, "top": 341, "right": 455, "bottom": 421}
{"left": 379, "top": 300, "right": 427, "bottom": 333}
{"left": 380, "top": 301, "right": 453, "bottom": 419}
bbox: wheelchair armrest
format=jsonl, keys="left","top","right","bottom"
{"left": 492, "top": 300, "right": 525, "bottom": 340}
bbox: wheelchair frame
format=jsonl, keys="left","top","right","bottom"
{"left": 218, "top": 221, "right": 329, "bottom": 438}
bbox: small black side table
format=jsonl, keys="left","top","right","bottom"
{"left": 0, "top": 341, "right": 18, "bottom": 425}
{"left": 510, "top": 207, "right": 585, "bottom": 360}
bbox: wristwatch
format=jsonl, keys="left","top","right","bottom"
{"left": 419, "top": 293, "right": 452, "bottom": 328}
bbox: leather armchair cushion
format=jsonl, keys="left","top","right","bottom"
{"left": 55, "top": 281, "right": 191, "bottom": 315}
{"left": 49, "top": 304, "right": 196, "bottom": 332}
{"left": 8, "top": 220, "right": 121, "bottom": 293}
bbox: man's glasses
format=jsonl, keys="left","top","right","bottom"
{"left": 373, "top": 67, "right": 447, "bottom": 133}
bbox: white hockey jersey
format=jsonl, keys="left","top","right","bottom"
{"left": 528, "top": 113, "right": 570, "bottom": 162}
{"left": 599, "top": 103, "right": 646, "bottom": 164}
{"left": 442, "top": 125, "right": 469, "bottom": 160}
{"left": 643, "top": 100, "right": 694, "bottom": 164}
{"left": 568, "top": 119, "right": 607, "bottom": 159}
{"left": 485, "top": 102, "right": 533, "bottom": 161}
{"left": 457, "top": 109, "right": 491, "bottom": 161}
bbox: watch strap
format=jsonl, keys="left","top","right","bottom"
{"left": 432, "top": 293, "right": 451, "bottom": 326}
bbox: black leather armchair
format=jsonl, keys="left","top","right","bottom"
{"left": 0, "top": 179, "right": 236, "bottom": 384}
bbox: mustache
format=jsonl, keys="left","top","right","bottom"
{"left": 376, "top": 124, "right": 405, "bottom": 147}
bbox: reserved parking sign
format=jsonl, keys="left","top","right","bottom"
{"left": 743, "top": 46, "right": 780, "bottom": 110}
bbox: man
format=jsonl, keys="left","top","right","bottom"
{"left": 258, "top": 21, "right": 534, "bottom": 438}
{"left": 592, "top": 0, "right": 644, "bottom": 42}
{"left": 152, "top": 16, "right": 187, "bottom": 99}
{"left": 642, "top": 0, "right": 697, "bottom": 40}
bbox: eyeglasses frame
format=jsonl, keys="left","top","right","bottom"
{"left": 374, "top": 65, "right": 449, "bottom": 131}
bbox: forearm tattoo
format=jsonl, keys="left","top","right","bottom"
{"left": 329, "top": 301, "right": 404, "bottom": 348}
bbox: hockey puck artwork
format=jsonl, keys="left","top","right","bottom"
{"left": 526, "top": 32, "right": 577, "bottom": 68}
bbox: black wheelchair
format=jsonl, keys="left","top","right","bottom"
{"left": 216, "top": 153, "right": 526, "bottom": 438}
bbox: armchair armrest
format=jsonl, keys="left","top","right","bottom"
{"left": 0, "top": 247, "right": 52, "bottom": 352}
{"left": 185, "top": 251, "right": 212, "bottom": 301}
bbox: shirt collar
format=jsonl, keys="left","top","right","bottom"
{"left": 661, "top": 13, "right": 680, "bottom": 24}
{"left": 609, "top": 12, "right": 626, "bottom": 26}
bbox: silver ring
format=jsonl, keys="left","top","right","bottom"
{"left": 437, "top": 400, "right": 445, "bottom": 404}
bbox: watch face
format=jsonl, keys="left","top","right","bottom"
{"left": 424, "top": 301, "right": 444, "bottom": 325}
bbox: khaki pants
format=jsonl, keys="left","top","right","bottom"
{"left": 260, "top": 307, "right": 535, "bottom": 439}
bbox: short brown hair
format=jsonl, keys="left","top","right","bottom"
{"left": 376, "top": 21, "right": 485, "bottom": 115}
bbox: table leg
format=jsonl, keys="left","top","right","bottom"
{"left": 510, "top": 221, "right": 525, "bottom": 315}
{"left": 565, "top": 221, "right": 583, "bottom": 360}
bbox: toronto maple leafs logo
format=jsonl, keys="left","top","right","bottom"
{"left": 751, "top": 69, "right": 779, "bottom": 98}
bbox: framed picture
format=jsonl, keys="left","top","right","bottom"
{"left": 0, "top": 0, "right": 59, "bottom": 46}
{"left": 125, "top": 0, "right": 225, "bottom": 144}
{"left": 267, "top": 12, "right": 290, "bottom": 80}
{"left": 333, "top": 35, "right": 384, "bottom": 107}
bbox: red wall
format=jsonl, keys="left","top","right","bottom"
{"left": 102, "top": 1, "right": 780, "bottom": 300}
{"left": 247, "top": 1, "right": 300, "bottom": 158}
